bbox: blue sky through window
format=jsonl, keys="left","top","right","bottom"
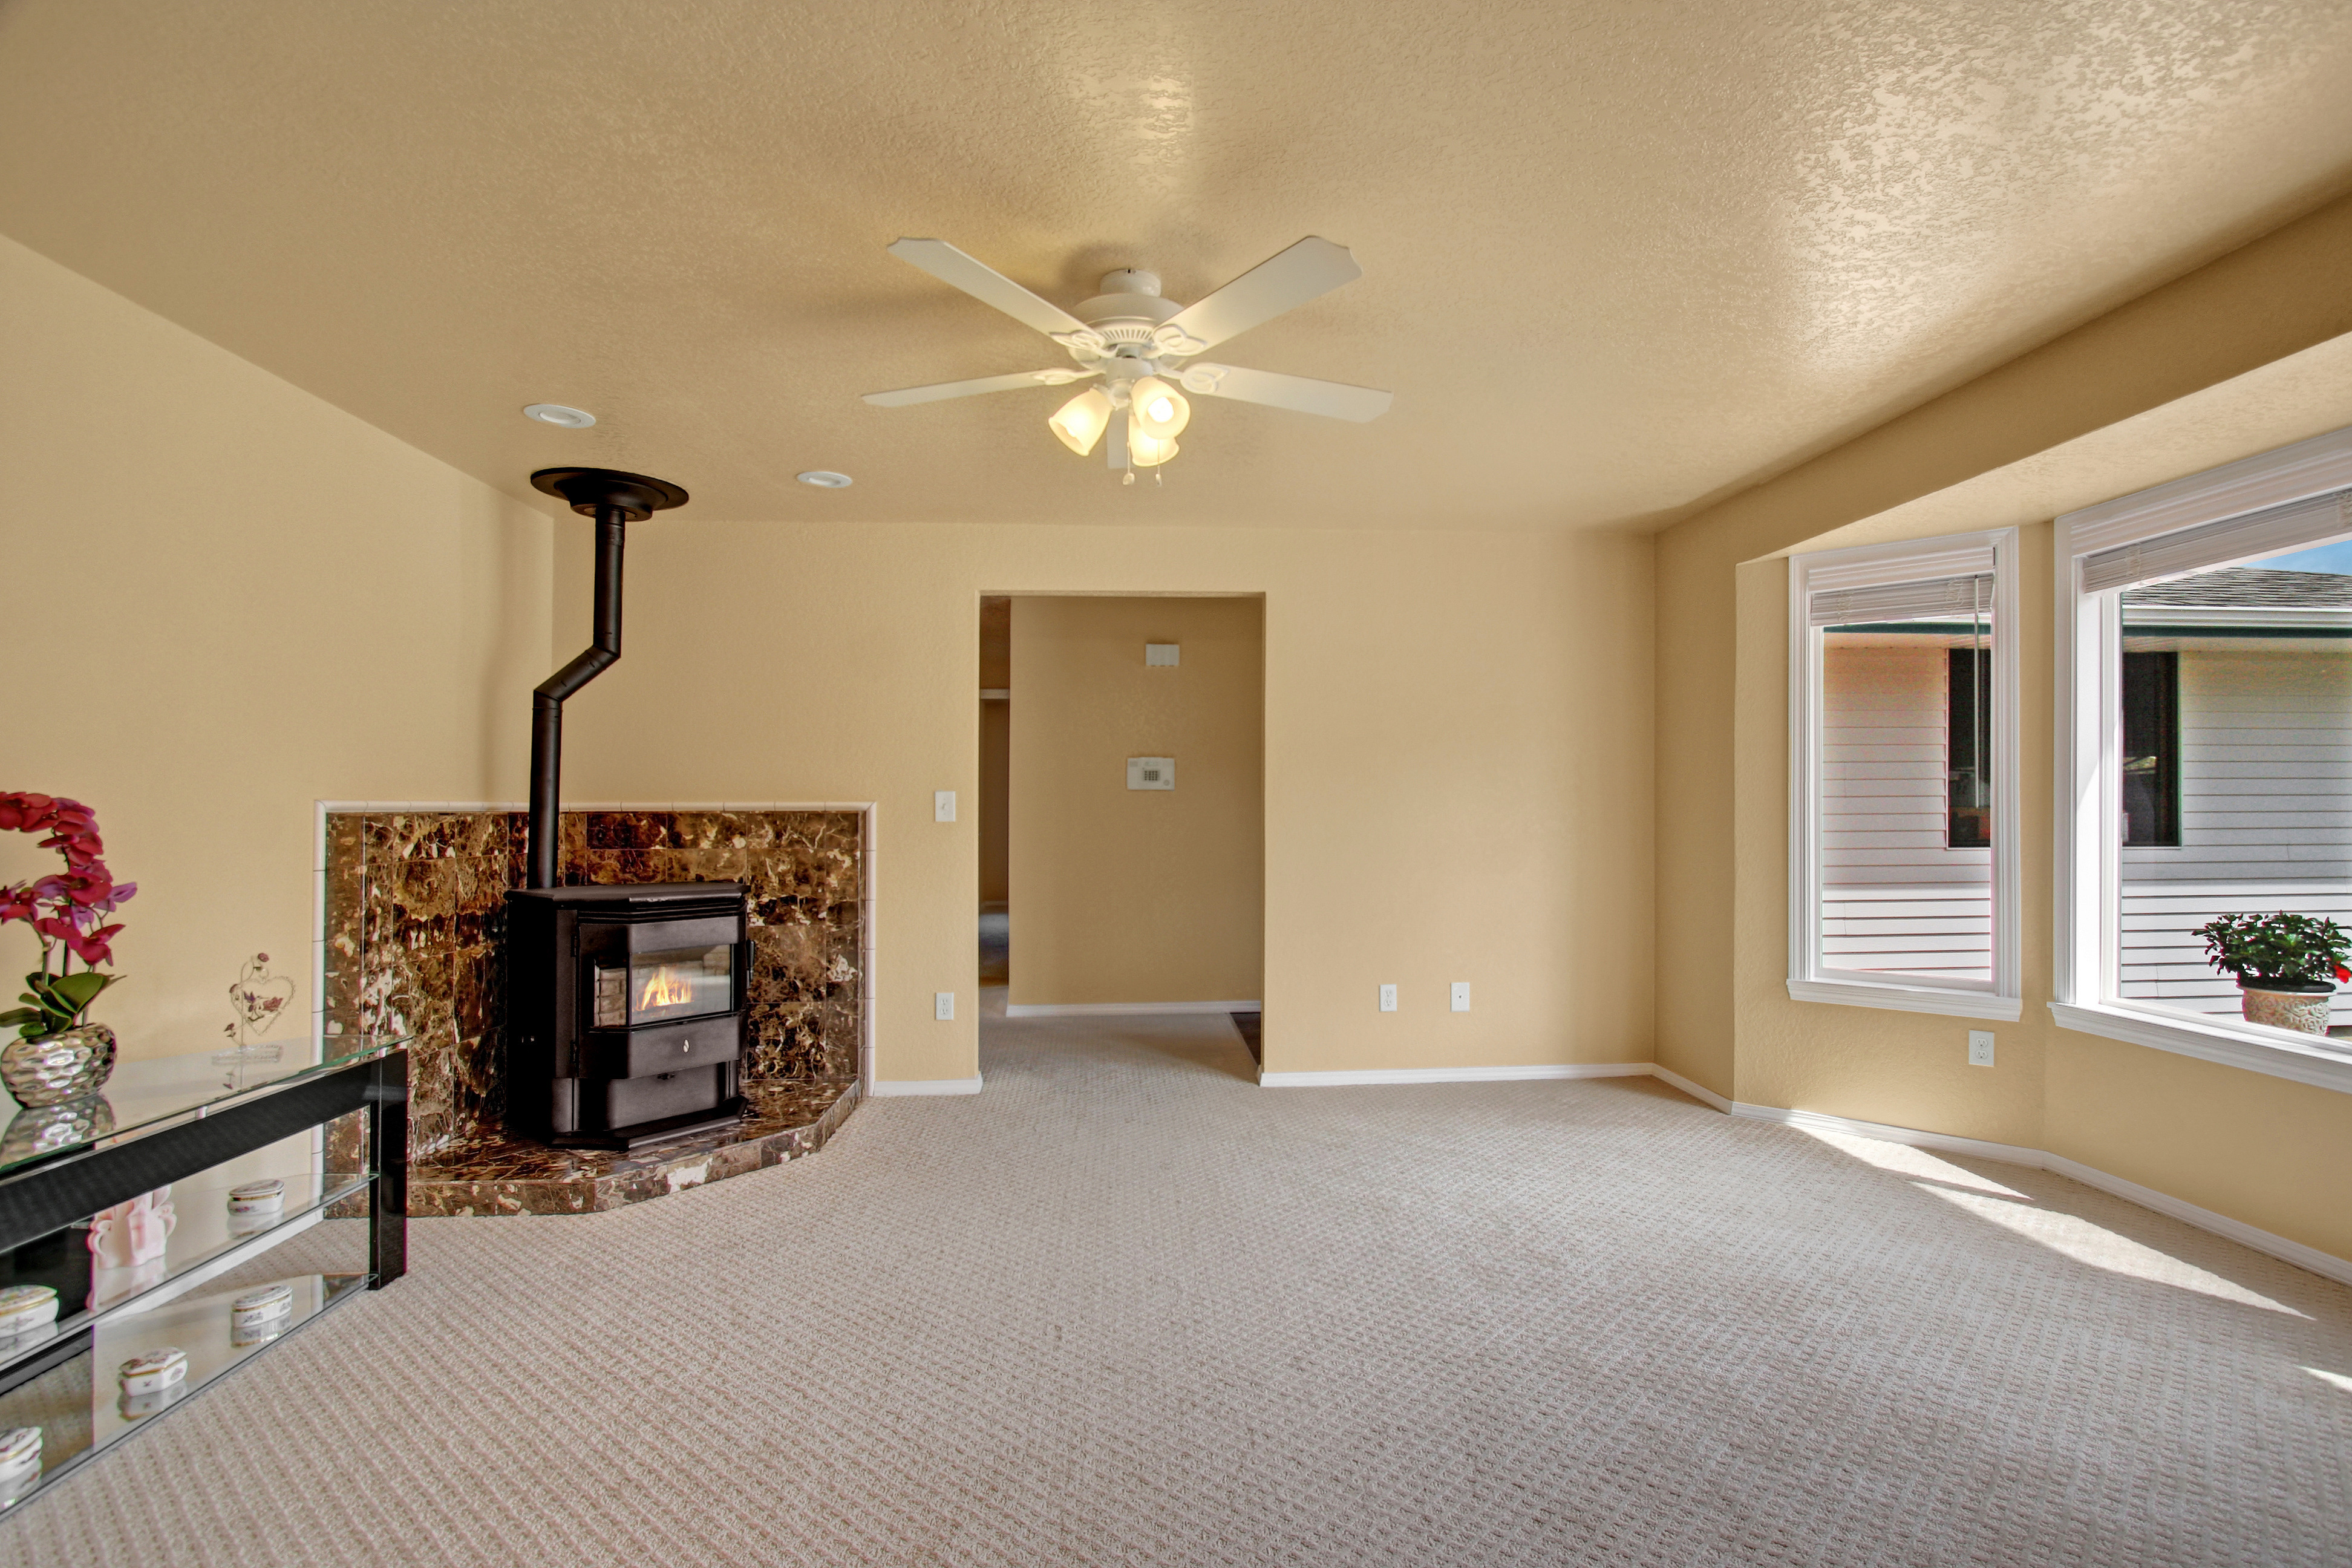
{"left": 2253, "top": 539, "right": 2352, "bottom": 575}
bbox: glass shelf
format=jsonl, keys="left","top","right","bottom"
{"left": 0, "top": 1270, "right": 365, "bottom": 1511}
{"left": 0, "top": 1034, "right": 406, "bottom": 1178}
{"left": 0, "top": 1164, "right": 374, "bottom": 1380}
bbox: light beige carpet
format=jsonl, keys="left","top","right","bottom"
{"left": 5, "top": 998, "right": 2349, "bottom": 1566}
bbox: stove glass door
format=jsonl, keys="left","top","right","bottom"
{"left": 590, "top": 943, "right": 734, "bottom": 1027}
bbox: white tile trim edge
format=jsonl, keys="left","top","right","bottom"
{"left": 867, "top": 1076, "right": 984, "bottom": 1097}
{"left": 1786, "top": 978, "right": 2024, "bottom": 1022}
{"left": 1724, "top": 1098, "right": 2352, "bottom": 1288}
{"left": 1006, "top": 1000, "right": 1262, "bottom": 1018}
{"left": 1257, "top": 1063, "right": 1652, "bottom": 1088}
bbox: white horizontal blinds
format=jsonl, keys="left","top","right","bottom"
{"left": 2082, "top": 488, "right": 2351, "bottom": 594}
{"left": 1809, "top": 573, "right": 1992, "bottom": 627}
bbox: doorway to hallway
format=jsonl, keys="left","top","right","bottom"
{"left": 975, "top": 592, "right": 1265, "bottom": 1057}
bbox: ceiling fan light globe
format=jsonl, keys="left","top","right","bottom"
{"left": 1048, "top": 388, "right": 1113, "bottom": 456}
{"left": 1128, "top": 376, "right": 1191, "bottom": 439}
{"left": 1128, "top": 424, "right": 1179, "bottom": 468}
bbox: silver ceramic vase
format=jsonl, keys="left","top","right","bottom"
{"left": 0, "top": 1024, "right": 118, "bottom": 1108}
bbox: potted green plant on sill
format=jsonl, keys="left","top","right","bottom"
{"left": 2192, "top": 912, "right": 2351, "bottom": 1037}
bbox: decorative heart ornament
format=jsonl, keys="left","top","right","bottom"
{"left": 229, "top": 952, "right": 296, "bottom": 1034}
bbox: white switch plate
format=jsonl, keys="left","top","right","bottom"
{"left": 1127, "top": 756, "right": 1175, "bottom": 791}
{"left": 1145, "top": 643, "right": 1180, "bottom": 667}
{"left": 935, "top": 790, "right": 956, "bottom": 822}
{"left": 935, "top": 991, "right": 955, "bottom": 1021}
{"left": 1451, "top": 982, "right": 1471, "bottom": 1012}
{"left": 1968, "top": 1030, "right": 1994, "bottom": 1067}
{"left": 1379, "top": 983, "right": 1397, "bottom": 1013}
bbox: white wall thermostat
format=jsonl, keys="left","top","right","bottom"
{"left": 1127, "top": 756, "right": 1175, "bottom": 790}
{"left": 1145, "top": 643, "right": 1180, "bottom": 667}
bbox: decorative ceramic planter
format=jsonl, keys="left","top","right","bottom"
{"left": 2237, "top": 979, "right": 2334, "bottom": 1036}
{"left": 0, "top": 1024, "right": 116, "bottom": 1107}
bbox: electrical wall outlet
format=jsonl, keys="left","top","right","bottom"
{"left": 1379, "top": 983, "right": 1398, "bottom": 1013}
{"left": 1967, "top": 1030, "right": 1994, "bottom": 1067}
{"left": 935, "top": 991, "right": 955, "bottom": 1021}
{"left": 1451, "top": 982, "right": 1471, "bottom": 1012}
{"left": 935, "top": 791, "right": 956, "bottom": 822}
{"left": 1126, "top": 756, "right": 1175, "bottom": 791}
{"left": 1145, "top": 642, "right": 1180, "bottom": 667}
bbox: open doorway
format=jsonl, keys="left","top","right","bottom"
{"left": 978, "top": 596, "right": 1011, "bottom": 987}
{"left": 976, "top": 594, "right": 1265, "bottom": 1070}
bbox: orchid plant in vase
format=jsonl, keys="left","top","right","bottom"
{"left": 0, "top": 792, "right": 136, "bottom": 1106}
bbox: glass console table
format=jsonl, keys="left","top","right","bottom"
{"left": 0, "top": 1037, "right": 408, "bottom": 1512}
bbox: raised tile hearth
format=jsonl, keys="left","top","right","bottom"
{"left": 410, "top": 1077, "right": 858, "bottom": 1215}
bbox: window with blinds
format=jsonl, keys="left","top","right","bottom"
{"left": 2082, "top": 488, "right": 2350, "bottom": 594}
{"left": 2077, "top": 482, "right": 2352, "bottom": 1034}
{"left": 1792, "top": 536, "right": 2014, "bottom": 1015}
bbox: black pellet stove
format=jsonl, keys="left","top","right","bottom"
{"left": 503, "top": 466, "right": 747, "bottom": 1149}
{"left": 505, "top": 882, "right": 748, "bottom": 1147}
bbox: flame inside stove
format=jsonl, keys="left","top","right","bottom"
{"left": 637, "top": 966, "right": 694, "bottom": 1012}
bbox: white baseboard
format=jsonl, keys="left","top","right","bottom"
{"left": 1647, "top": 1063, "right": 1734, "bottom": 1113}
{"left": 868, "top": 1076, "right": 984, "bottom": 1097}
{"left": 1717, "top": 1097, "right": 2352, "bottom": 1289}
{"left": 1005, "top": 1000, "right": 1261, "bottom": 1018}
{"left": 1244, "top": 1056, "right": 2352, "bottom": 1287}
{"left": 2042, "top": 1152, "right": 2352, "bottom": 1288}
{"left": 1258, "top": 1062, "right": 1651, "bottom": 1088}
{"left": 1727, "top": 1101, "right": 2045, "bottom": 1166}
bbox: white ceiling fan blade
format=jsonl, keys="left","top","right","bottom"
{"left": 1160, "top": 237, "right": 1362, "bottom": 352}
{"left": 886, "top": 238, "right": 1091, "bottom": 337}
{"left": 862, "top": 368, "right": 1099, "bottom": 407}
{"left": 1179, "top": 363, "right": 1392, "bottom": 422}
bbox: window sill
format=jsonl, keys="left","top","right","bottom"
{"left": 2050, "top": 1001, "right": 2352, "bottom": 1097}
{"left": 1787, "top": 978, "right": 2022, "bottom": 1022}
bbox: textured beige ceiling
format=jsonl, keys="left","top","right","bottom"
{"left": 4, "top": 1, "right": 2351, "bottom": 530}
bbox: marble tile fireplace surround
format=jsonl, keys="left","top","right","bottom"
{"left": 318, "top": 805, "right": 869, "bottom": 1215}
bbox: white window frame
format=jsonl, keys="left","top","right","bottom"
{"left": 1789, "top": 529, "right": 2022, "bottom": 1021}
{"left": 2055, "top": 425, "right": 2352, "bottom": 1095}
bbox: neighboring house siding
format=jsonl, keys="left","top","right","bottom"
{"left": 2121, "top": 646, "right": 2352, "bottom": 1022}
{"left": 1820, "top": 645, "right": 1991, "bottom": 982}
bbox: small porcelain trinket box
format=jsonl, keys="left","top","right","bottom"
{"left": 229, "top": 1283, "right": 293, "bottom": 1345}
{"left": 226, "top": 1178, "right": 286, "bottom": 1217}
{"left": 117, "top": 1347, "right": 188, "bottom": 1398}
{"left": 0, "top": 1426, "right": 39, "bottom": 1483}
{"left": 0, "top": 1286, "right": 58, "bottom": 1338}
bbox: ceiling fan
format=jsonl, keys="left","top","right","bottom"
{"left": 862, "top": 236, "right": 1392, "bottom": 482}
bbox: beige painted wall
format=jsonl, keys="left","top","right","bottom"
{"left": 1657, "top": 190, "right": 2352, "bottom": 1262}
{"left": 1008, "top": 597, "right": 1264, "bottom": 1008}
{"left": 0, "top": 235, "right": 552, "bottom": 1060}
{"left": 556, "top": 523, "right": 1656, "bottom": 1083}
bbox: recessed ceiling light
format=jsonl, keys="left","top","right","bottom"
{"left": 524, "top": 403, "right": 596, "bottom": 428}
{"left": 797, "top": 471, "right": 854, "bottom": 488}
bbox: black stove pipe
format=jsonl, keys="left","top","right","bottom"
{"left": 527, "top": 504, "right": 626, "bottom": 889}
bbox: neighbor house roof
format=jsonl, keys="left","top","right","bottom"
{"left": 2124, "top": 567, "right": 2352, "bottom": 608}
